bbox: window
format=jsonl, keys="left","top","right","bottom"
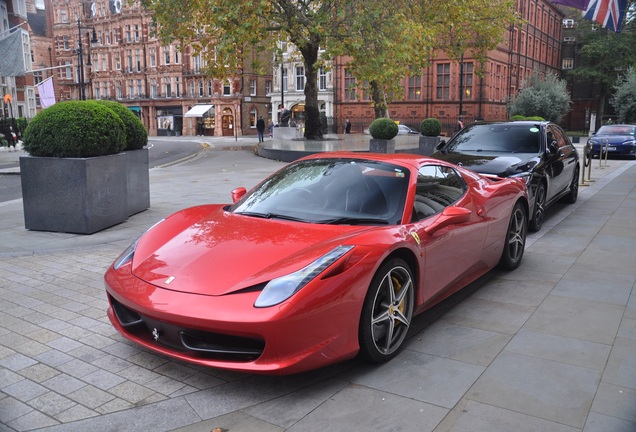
{"left": 207, "top": 80, "right": 213, "bottom": 96}
{"left": 461, "top": 62, "right": 473, "bottom": 100}
{"left": 61, "top": 9, "right": 67, "bottom": 22}
{"left": 137, "top": 79, "right": 143, "bottom": 97}
{"left": 265, "top": 79, "right": 272, "bottom": 95}
{"left": 134, "top": 24, "right": 139, "bottom": 42}
{"left": 250, "top": 79, "right": 256, "bottom": 95}
{"left": 318, "top": 66, "right": 327, "bottom": 91}
{"left": 296, "top": 66, "right": 305, "bottom": 91}
{"left": 250, "top": 108, "right": 257, "bottom": 128}
{"left": 198, "top": 80, "right": 204, "bottom": 97}
{"left": 101, "top": 54, "right": 107, "bottom": 71}
{"left": 408, "top": 76, "right": 421, "bottom": 100}
{"left": 223, "top": 79, "right": 231, "bottom": 95}
{"left": 563, "top": 18, "right": 575, "bottom": 28}
{"left": 413, "top": 165, "right": 466, "bottom": 221}
{"left": 63, "top": 36, "right": 69, "bottom": 50}
{"left": 33, "top": 70, "right": 42, "bottom": 85}
{"left": 564, "top": 36, "right": 576, "bottom": 43}
{"left": 562, "top": 58, "right": 574, "bottom": 69}
{"left": 150, "top": 79, "right": 157, "bottom": 98}
{"left": 436, "top": 63, "right": 450, "bottom": 100}
{"left": 166, "top": 77, "right": 173, "bottom": 97}
{"left": 344, "top": 69, "right": 356, "bottom": 100}
{"left": 149, "top": 48, "right": 156, "bottom": 67}
{"left": 174, "top": 49, "right": 179, "bottom": 64}
{"left": 114, "top": 52, "right": 120, "bottom": 70}
{"left": 65, "top": 61, "right": 72, "bottom": 79}
{"left": 189, "top": 81, "right": 195, "bottom": 97}
{"left": 125, "top": 25, "right": 131, "bottom": 42}
{"left": 135, "top": 50, "right": 141, "bottom": 72}
{"left": 127, "top": 50, "right": 133, "bottom": 72}
{"left": 193, "top": 54, "right": 201, "bottom": 73}
{"left": 164, "top": 46, "right": 170, "bottom": 65}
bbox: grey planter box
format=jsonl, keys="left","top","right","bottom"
{"left": 370, "top": 139, "right": 395, "bottom": 153}
{"left": 419, "top": 136, "right": 441, "bottom": 156}
{"left": 124, "top": 148, "right": 150, "bottom": 216}
{"left": 20, "top": 153, "right": 129, "bottom": 234}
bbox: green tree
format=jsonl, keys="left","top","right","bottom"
{"left": 611, "top": 66, "right": 636, "bottom": 123}
{"left": 141, "top": 0, "right": 518, "bottom": 137}
{"left": 566, "top": 17, "right": 636, "bottom": 129}
{"left": 508, "top": 71, "right": 571, "bottom": 123}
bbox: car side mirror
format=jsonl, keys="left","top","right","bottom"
{"left": 423, "top": 206, "right": 472, "bottom": 235}
{"left": 548, "top": 141, "right": 559, "bottom": 154}
{"left": 231, "top": 187, "right": 247, "bottom": 203}
{"left": 436, "top": 140, "right": 447, "bottom": 151}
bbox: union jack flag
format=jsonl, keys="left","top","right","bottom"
{"left": 583, "top": 0, "right": 627, "bottom": 32}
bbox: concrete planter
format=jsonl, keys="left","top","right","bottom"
{"left": 20, "top": 153, "right": 129, "bottom": 234}
{"left": 419, "top": 136, "right": 441, "bottom": 156}
{"left": 370, "top": 138, "right": 395, "bottom": 153}
{"left": 124, "top": 148, "right": 150, "bottom": 216}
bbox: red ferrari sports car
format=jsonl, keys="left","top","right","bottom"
{"left": 105, "top": 152, "right": 529, "bottom": 374}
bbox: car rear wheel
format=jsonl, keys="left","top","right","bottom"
{"left": 359, "top": 258, "right": 414, "bottom": 363}
{"left": 561, "top": 166, "right": 579, "bottom": 204}
{"left": 529, "top": 182, "right": 545, "bottom": 232}
{"left": 498, "top": 202, "right": 527, "bottom": 270}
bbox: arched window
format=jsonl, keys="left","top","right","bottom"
{"left": 207, "top": 80, "right": 213, "bottom": 96}
{"left": 198, "top": 80, "right": 204, "bottom": 97}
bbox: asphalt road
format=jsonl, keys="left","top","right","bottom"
{"left": 0, "top": 139, "right": 202, "bottom": 203}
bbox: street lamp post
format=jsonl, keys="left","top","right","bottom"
{"left": 77, "top": 19, "right": 98, "bottom": 100}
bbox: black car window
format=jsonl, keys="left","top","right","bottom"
{"left": 413, "top": 165, "right": 466, "bottom": 221}
{"left": 548, "top": 125, "right": 569, "bottom": 149}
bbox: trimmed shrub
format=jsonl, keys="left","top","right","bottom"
{"left": 96, "top": 100, "right": 147, "bottom": 150}
{"left": 369, "top": 118, "right": 398, "bottom": 140}
{"left": 511, "top": 115, "right": 545, "bottom": 121}
{"left": 420, "top": 118, "right": 441, "bottom": 137}
{"left": 23, "top": 101, "right": 126, "bottom": 158}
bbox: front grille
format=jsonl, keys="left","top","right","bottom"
{"left": 109, "top": 294, "right": 265, "bottom": 362}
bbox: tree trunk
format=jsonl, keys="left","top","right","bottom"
{"left": 299, "top": 40, "right": 323, "bottom": 140}
{"left": 371, "top": 81, "right": 387, "bottom": 118}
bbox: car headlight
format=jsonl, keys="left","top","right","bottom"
{"left": 112, "top": 219, "right": 165, "bottom": 270}
{"left": 254, "top": 245, "right": 354, "bottom": 308}
{"left": 511, "top": 172, "right": 532, "bottom": 185}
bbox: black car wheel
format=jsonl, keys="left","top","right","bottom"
{"left": 498, "top": 202, "right": 527, "bottom": 270}
{"left": 529, "top": 182, "right": 545, "bottom": 232}
{"left": 359, "top": 258, "right": 414, "bottom": 363}
{"left": 561, "top": 166, "right": 579, "bottom": 204}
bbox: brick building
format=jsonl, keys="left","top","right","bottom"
{"left": 33, "top": 0, "right": 272, "bottom": 137}
{"left": 331, "top": 0, "right": 565, "bottom": 135}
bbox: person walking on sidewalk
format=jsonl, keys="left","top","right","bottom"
{"left": 257, "top": 116, "right": 265, "bottom": 143}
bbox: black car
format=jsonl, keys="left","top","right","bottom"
{"left": 432, "top": 121, "right": 579, "bottom": 231}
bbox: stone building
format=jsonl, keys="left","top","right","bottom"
{"left": 34, "top": 0, "right": 272, "bottom": 137}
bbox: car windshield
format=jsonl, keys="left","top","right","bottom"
{"left": 229, "top": 158, "right": 410, "bottom": 225}
{"left": 596, "top": 125, "right": 636, "bottom": 136}
{"left": 448, "top": 123, "right": 541, "bottom": 154}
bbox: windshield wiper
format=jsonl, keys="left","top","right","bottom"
{"left": 236, "top": 211, "right": 308, "bottom": 222}
{"left": 317, "top": 217, "right": 389, "bottom": 225}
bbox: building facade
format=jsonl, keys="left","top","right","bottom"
{"left": 1, "top": 0, "right": 34, "bottom": 123}
{"left": 34, "top": 0, "right": 272, "bottom": 137}
{"left": 330, "top": 0, "right": 564, "bottom": 135}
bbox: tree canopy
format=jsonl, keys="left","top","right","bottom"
{"left": 611, "top": 66, "right": 636, "bottom": 123}
{"left": 140, "top": 0, "right": 518, "bottom": 138}
{"left": 508, "top": 71, "right": 571, "bottom": 123}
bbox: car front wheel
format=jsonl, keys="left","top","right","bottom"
{"left": 359, "top": 259, "right": 414, "bottom": 363}
{"left": 529, "top": 182, "right": 545, "bottom": 232}
{"left": 498, "top": 201, "right": 527, "bottom": 270}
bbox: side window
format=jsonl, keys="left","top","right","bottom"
{"left": 413, "top": 165, "right": 466, "bottom": 221}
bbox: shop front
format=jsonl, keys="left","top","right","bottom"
{"left": 184, "top": 104, "right": 215, "bottom": 136}
{"left": 156, "top": 106, "right": 183, "bottom": 136}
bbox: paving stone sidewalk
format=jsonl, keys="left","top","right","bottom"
{"left": 0, "top": 142, "right": 635, "bottom": 431}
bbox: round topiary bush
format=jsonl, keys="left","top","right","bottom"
{"left": 420, "top": 118, "right": 441, "bottom": 137}
{"left": 23, "top": 101, "right": 126, "bottom": 158}
{"left": 95, "top": 100, "right": 147, "bottom": 150}
{"left": 369, "top": 118, "right": 398, "bottom": 140}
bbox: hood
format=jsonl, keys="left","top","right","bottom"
{"left": 590, "top": 134, "right": 635, "bottom": 144}
{"left": 131, "top": 208, "right": 371, "bottom": 296}
{"left": 432, "top": 151, "right": 539, "bottom": 177}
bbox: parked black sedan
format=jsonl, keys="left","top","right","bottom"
{"left": 432, "top": 121, "right": 579, "bottom": 231}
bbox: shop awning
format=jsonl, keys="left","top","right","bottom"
{"left": 184, "top": 104, "right": 214, "bottom": 117}
{"left": 128, "top": 106, "right": 141, "bottom": 112}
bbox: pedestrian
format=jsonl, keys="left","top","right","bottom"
{"left": 345, "top": 119, "right": 352, "bottom": 134}
{"left": 268, "top": 121, "right": 274, "bottom": 138}
{"left": 256, "top": 116, "right": 265, "bottom": 142}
